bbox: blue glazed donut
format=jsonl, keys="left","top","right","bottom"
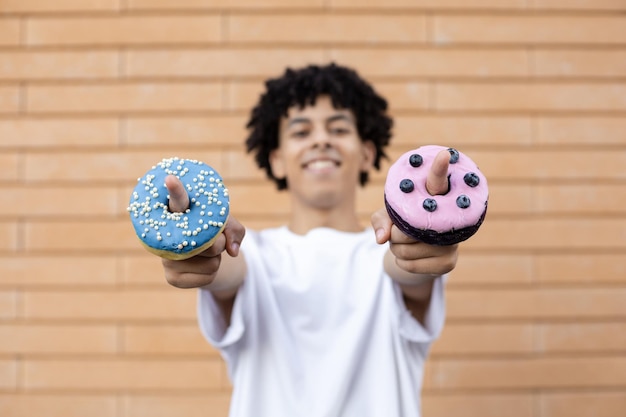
{"left": 128, "top": 157, "right": 230, "bottom": 260}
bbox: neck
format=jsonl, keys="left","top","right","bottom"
{"left": 286, "top": 197, "right": 364, "bottom": 235}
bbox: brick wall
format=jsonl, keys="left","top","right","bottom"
{"left": 1, "top": 0, "right": 625, "bottom": 416}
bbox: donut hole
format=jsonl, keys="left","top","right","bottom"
{"left": 166, "top": 197, "right": 191, "bottom": 214}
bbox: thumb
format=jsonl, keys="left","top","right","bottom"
{"left": 371, "top": 208, "right": 393, "bottom": 244}
{"left": 223, "top": 217, "right": 246, "bottom": 257}
{"left": 165, "top": 175, "right": 189, "bottom": 213}
{"left": 426, "top": 149, "right": 451, "bottom": 196}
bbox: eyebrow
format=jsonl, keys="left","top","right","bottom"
{"left": 286, "top": 113, "right": 355, "bottom": 128}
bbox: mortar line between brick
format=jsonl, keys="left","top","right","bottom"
{"left": 222, "top": 11, "right": 229, "bottom": 44}
{"left": 425, "top": 11, "right": 433, "bottom": 44}
{"left": 19, "top": 16, "right": 27, "bottom": 46}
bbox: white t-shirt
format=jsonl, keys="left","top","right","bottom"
{"left": 198, "top": 226, "right": 446, "bottom": 417}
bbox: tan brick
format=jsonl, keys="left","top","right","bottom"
{"left": 330, "top": 48, "right": 529, "bottom": 77}
{"left": 0, "top": 256, "right": 117, "bottom": 286}
{"left": 422, "top": 393, "right": 533, "bottom": 417}
{"left": 126, "top": 48, "right": 326, "bottom": 77}
{"left": 23, "top": 150, "right": 223, "bottom": 182}
{"left": 1, "top": 0, "right": 118, "bottom": 13}
{"left": 533, "top": 0, "right": 626, "bottom": 11}
{"left": 226, "top": 81, "right": 271, "bottom": 112}
{"left": 535, "top": 254, "right": 626, "bottom": 284}
{"left": 393, "top": 115, "right": 532, "bottom": 146}
{"left": 422, "top": 361, "right": 435, "bottom": 390}
{"left": 0, "top": 51, "right": 118, "bottom": 81}
{"left": 447, "top": 287, "right": 626, "bottom": 320}
{"left": 540, "top": 391, "right": 626, "bottom": 417}
{"left": 432, "top": 323, "right": 533, "bottom": 356}
{"left": 27, "top": 16, "right": 221, "bottom": 46}
{"left": 229, "top": 14, "right": 427, "bottom": 43}
{"left": 536, "top": 116, "right": 626, "bottom": 145}
{"left": 466, "top": 150, "right": 626, "bottom": 181}
{"left": 24, "top": 220, "right": 138, "bottom": 252}
{"left": 435, "top": 82, "right": 626, "bottom": 111}
{"left": 119, "top": 254, "right": 168, "bottom": 285}
{"left": 535, "top": 184, "right": 626, "bottom": 215}
{"left": 123, "top": 393, "right": 231, "bottom": 417}
{"left": 433, "top": 16, "right": 626, "bottom": 45}
{"left": 377, "top": 82, "right": 431, "bottom": 111}
{"left": 223, "top": 150, "right": 267, "bottom": 181}
{"left": 0, "top": 360, "right": 17, "bottom": 390}
{"left": 0, "top": 222, "right": 18, "bottom": 251}
{"left": 331, "top": 0, "right": 526, "bottom": 9}
{"left": 230, "top": 79, "right": 427, "bottom": 115}
{"left": 533, "top": 49, "right": 626, "bottom": 77}
{"left": 451, "top": 253, "right": 533, "bottom": 284}
{"left": 536, "top": 322, "right": 626, "bottom": 354}
{"left": 0, "top": 118, "right": 118, "bottom": 147}
{"left": 129, "top": 0, "right": 323, "bottom": 8}
{"left": 22, "top": 289, "right": 198, "bottom": 321}
{"left": 231, "top": 183, "right": 291, "bottom": 216}
{"left": 0, "top": 291, "right": 18, "bottom": 320}
{"left": 123, "top": 324, "right": 218, "bottom": 355}
{"left": 484, "top": 184, "right": 532, "bottom": 215}
{"left": 355, "top": 184, "right": 387, "bottom": 215}
{"left": 0, "top": 394, "right": 116, "bottom": 417}
{"left": 23, "top": 358, "right": 221, "bottom": 390}
{"left": 0, "top": 85, "right": 20, "bottom": 113}
{"left": 433, "top": 356, "right": 626, "bottom": 389}
{"left": 0, "top": 152, "right": 20, "bottom": 181}
{"left": 0, "top": 19, "right": 20, "bottom": 46}
{"left": 0, "top": 324, "right": 117, "bottom": 354}
{"left": 26, "top": 82, "right": 222, "bottom": 113}
{"left": 126, "top": 115, "right": 247, "bottom": 147}
{"left": 0, "top": 186, "right": 119, "bottom": 217}
{"left": 467, "top": 218, "right": 626, "bottom": 250}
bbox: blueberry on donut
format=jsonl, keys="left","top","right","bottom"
{"left": 384, "top": 145, "right": 488, "bottom": 246}
{"left": 128, "top": 157, "right": 230, "bottom": 260}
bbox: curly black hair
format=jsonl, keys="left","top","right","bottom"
{"left": 245, "top": 63, "right": 393, "bottom": 190}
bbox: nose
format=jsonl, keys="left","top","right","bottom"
{"left": 311, "top": 127, "right": 331, "bottom": 148}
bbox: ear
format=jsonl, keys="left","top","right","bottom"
{"left": 360, "top": 140, "right": 376, "bottom": 172}
{"left": 269, "top": 148, "right": 286, "bottom": 180}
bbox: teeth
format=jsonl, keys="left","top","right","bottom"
{"left": 307, "top": 160, "right": 336, "bottom": 170}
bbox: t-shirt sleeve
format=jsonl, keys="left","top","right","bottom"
{"left": 196, "top": 230, "right": 261, "bottom": 350}
{"left": 197, "top": 284, "right": 245, "bottom": 349}
{"left": 394, "top": 274, "right": 447, "bottom": 344}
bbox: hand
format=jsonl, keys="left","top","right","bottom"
{"left": 161, "top": 175, "right": 246, "bottom": 289}
{"left": 371, "top": 149, "right": 458, "bottom": 277}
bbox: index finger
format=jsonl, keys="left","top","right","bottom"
{"left": 426, "top": 149, "right": 451, "bottom": 196}
{"left": 165, "top": 174, "right": 190, "bottom": 213}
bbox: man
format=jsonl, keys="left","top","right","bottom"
{"left": 162, "top": 63, "right": 457, "bottom": 416}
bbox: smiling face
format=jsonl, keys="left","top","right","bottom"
{"left": 269, "top": 95, "right": 376, "bottom": 211}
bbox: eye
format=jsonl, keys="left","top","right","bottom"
{"left": 290, "top": 130, "right": 310, "bottom": 139}
{"left": 329, "top": 126, "right": 351, "bottom": 136}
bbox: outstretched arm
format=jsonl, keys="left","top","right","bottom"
{"left": 372, "top": 149, "right": 458, "bottom": 322}
{"left": 161, "top": 175, "right": 247, "bottom": 323}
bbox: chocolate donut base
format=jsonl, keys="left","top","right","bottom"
{"left": 384, "top": 197, "right": 487, "bottom": 246}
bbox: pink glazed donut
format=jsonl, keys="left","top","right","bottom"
{"left": 384, "top": 145, "right": 488, "bottom": 246}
